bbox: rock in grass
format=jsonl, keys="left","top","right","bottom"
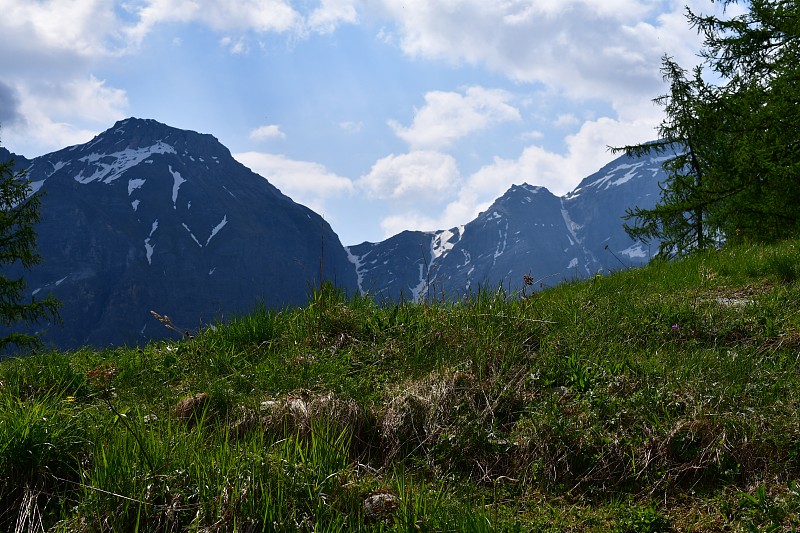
{"left": 364, "top": 491, "right": 399, "bottom": 522}
{"left": 172, "top": 392, "right": 209, "bottom": 420}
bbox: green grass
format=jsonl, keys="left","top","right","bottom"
{"left": 2, "top": 239, "right": 800, "bottom": 531}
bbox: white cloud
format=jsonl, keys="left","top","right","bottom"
{"left": 3, "top": 76, "right": 128, "bottom": 156}
{"left": 554, "top": 114, "right": 580, "bottom": 128}
{"left": 378, "top": 211, "right": 442, "bottom": 237}
{"left": 372, "top": 0, "right": 722, "bottom": 109}
{"left": 38, "top": 76, "right": 129, "bottom": 124}
{"left": 0, "top": 0, "right": 122, "bottom": 59}
{"left": 339, "top": 121, "right": 363, "bottom": 133}
{"left": 220, "top": 35, "right": 249, "bottom": 54}
{"left": 374, "top": 111, "right": 660, "bottom": 239}
{"left": 308, "top": 0, "right": 359, "bottom": 34}
{"left": 3, "top": 109, "right": 98, "bottom": 157}
{"left": 358, "top": 0, "right": 735, "bottom": 240}
{"left": 124, "top": 0, "right": 302, "bottom": 46}
{"left": 234, "top": 151, "right": 354, "bottom": 216}
{"left": 358, "top": 151, "right": 460, "bottom": 201}
{"left": 361, "top": 149, "right": 471, "bottom": 237}
{"left": 521, "top": 130, "right": 544, "bottom": 141}
{"left": 0, "top": 0, "right": 362, "bottom": 63}
{"left": 249, "top": 124, "right": 286, "bottom": 141}
{"left": 389, "top": 86, "right": 521, "bottom": 150}
{"left": 0, "top": 81, "right": 23, "bottom": 127}
{"left": 122, "top": 0, "right": 370, "bottom": 48}
{"left": 469, "top": 114, "right": 657, "bottom": 196}
{"left": 376, "top": 189, "right": 492, "bottom": 238}
{"left": 0, "top": 0, "right": 132, "bottom": 155}
{"left": 0, "top": 0, "right": 739, "bottom": 245}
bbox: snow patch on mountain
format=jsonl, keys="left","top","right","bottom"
{"left": 619, "top": 242, "right": 649, "bottom": 259}
{"left": 612, "top": 167, "right": 640, "bottom": 187}
{"left": 586, "top": 161, "right": 641, "bottom": 190}
{"left": 29, "top": 180, "right": 45, "bottom": 195}
{"left": 460, "top": 249, "right": 471, "bottom": 267}
{"left": 560, "top": 200, "right": 582, "bottom": 244}
{"left": 182, "top": 223, "right": 202, "bottom": 247}
{"left": 75, "top": 142, "right": 176, "bottom": 184}
{"left": 169, "top": 166, "right": 186, "bottom": 208}
{"left": 128, "top": 178, "right": 146, "bottom": 196}
{"left": 345, "top": 246, "right": 366, "bottom": 293}
{"left": 431, "top": 225, "right": 464, "bottom": 261}
{"left": 144, "top": 220, "right": 158, "bottom": 265}
{"left": 518, "top": 184, "right": 544, "bottom": 199}
{"left": 206, "top": 215, "right": 228, "bottom": 246}
{"left": 411, "top": 263, "right": 426, "bottom": 302}
{"left": 48, "top": 160, "right": 67, "bottom": 177}
{"left": 493, "top": 221, "right": 509, "bottom": 263}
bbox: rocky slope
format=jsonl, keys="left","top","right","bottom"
{"left": 3, "top": 118, "right": 357, "bottom": 349}
{"left": 348, "top": 151, "right": 665, "bottom": 301}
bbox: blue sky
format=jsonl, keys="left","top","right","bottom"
{"left": 0, "top": 0, "right": 736, "bottom": 245}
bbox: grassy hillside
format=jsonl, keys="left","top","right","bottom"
{"left": 2, "top": 240, "right": 800, "bottom": 532}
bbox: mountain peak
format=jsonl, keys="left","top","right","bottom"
{"left": 79, "top": 118, "right": 228, "bottom": 160}
{"left": 109, "top": 117, "right": 194, "bottom": 134}
{"left": 11, "top": 118, "right": 358, "bottom": 349}
{"left": 483, "top": 182, "right": 556, "bottom": 216}
{"left": 112, "top": 116, "right": 162, "bottom": 128}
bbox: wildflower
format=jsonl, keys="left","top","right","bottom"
{"left": 66, "top": 396, "right": 76, "bottom": 402}
{"left": 671, "top": 324, "right": 679, "bottom": 330}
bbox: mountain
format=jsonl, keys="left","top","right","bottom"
{"left": 347, "top": 151, "right": 665, "bottom": 301}
{"left": 3, "top": 118, "right": 358, "bottom": 349}
{"left": 2, "top": 119, "right": 667, "bottom": 350}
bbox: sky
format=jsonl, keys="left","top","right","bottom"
{"left": 0, "top": 0, "right": 739, "bottom": 246}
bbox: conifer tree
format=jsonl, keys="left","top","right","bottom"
{"left": 614, "top": 0, "right": 800, "bottom": 254}
{"left": 0, "top": 145, "right": 60, "bottom": 350}
{"left": 612, "top": 57, "right": 722, "bottom": 255}
{"left": 693, "top": 0, "right": 800, "bottom": 241}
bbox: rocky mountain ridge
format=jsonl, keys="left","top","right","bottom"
{"left": 347, "top": 151, "right": 666, "bottom": 300}
{"left": 2, "top": 118, "right": 665, "bottom": 349}
{"left": 2, "top": 118, "right": 357, "bottom": 349}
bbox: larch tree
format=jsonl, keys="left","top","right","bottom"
{"left": 613, "top": 0, "right": 800, "bottom": 255}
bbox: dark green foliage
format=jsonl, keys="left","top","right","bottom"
{"left": 614, "top": 58, "right": 723, "bottom": 256}
{"left": 613, "top": 0, "right": 800, "bottom": 254}
{"left": 0, "top": 151, "right": 60, "bottom": 350}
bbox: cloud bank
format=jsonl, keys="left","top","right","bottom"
{"left": 0, "top": 0, "right": 738, "bottom": 242}
{"left": 389, "top": 87, "right": 521, "bottom": 150}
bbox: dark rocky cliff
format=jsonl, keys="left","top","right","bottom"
{"left": 3, "top": 118, "right": 357, "bottom": 349}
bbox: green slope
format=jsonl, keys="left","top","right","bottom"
{"left": 2, "top": 240, "right": 800, "bottom": 531}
